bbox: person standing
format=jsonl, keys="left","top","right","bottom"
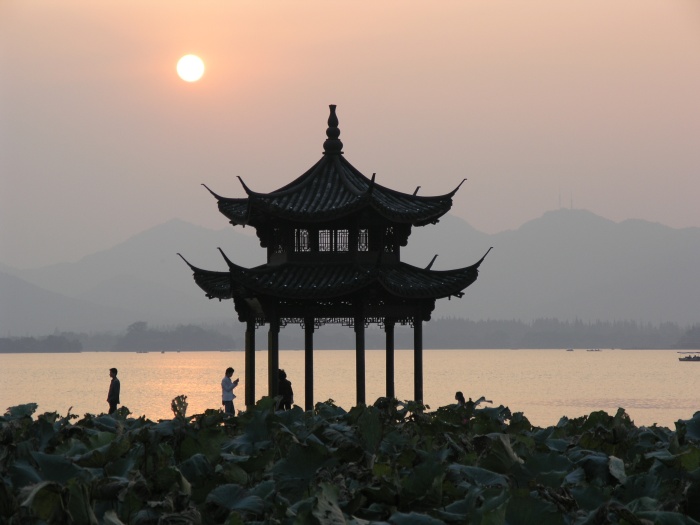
{"left": 107, "top": 368, "right": 120, "bottom": 414}
{"left": 455, "top": 391, "right": 466, "bottom": 407}
{"left": 277, "top": 369, "right": 293, "bottom": 410}
{"left": 221, "top": 367, "right": 239, "bottom": 415}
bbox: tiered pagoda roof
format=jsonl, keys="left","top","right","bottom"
{"left": 181, "top": 105, "right": 489, "bottom": 323}
{"left": 180, "top": 251, "right": 489, "bottom": 302}
{"left": 203, "top": 106, "right": 465, "bottom": 228}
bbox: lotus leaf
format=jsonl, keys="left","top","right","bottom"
{"left": 152, "top": 466, "right": 192, "bottom": 495}
{"left": 474, "top": 433, "right": 524, "bottom": 474}
{"left": 181, "top": 427, "right": 229, "bottom": 462}
{"left": 323, "top": 422, "right": 358, "bottom": 448}
{"left": 8, "top": 459, "right": 43, "bottom": 489}
{"left": 471, "top": 405, "right": 511, "bottom": 434}
{"left": 446, "top": 464, "right": 509, "bottom": 488}
{"left": 225, "top": 410, "right": 272, "bottom": 456}
{"left": 4, "top": 403, "right": 38, "bottom": 418}
{"left": 179, "top": 453, "right": 213, "bottom": 484}
{"left": 0, "top": 480, "right": 17, "bottom": 518}
{"left": 66, "top": 477, "right": 99, "bottom": 525}
{"left": 205, "top": 483, "right": 265, "bottom": 516}
{"left": 19, "top": 480, "right": 67, "bottom": 522}
{"left": 562, "top": 467, "right": 586, "bottom": 486}
{"left": 679, "top": 412, "right": 700, "bottom": 443}
{"left": 388, "top": 511, "right": 447, "bottom": 524}
{"left": 613, "top": 472, "right": 662, "bottom": 502}
{"left": 379, "top": 429, "right": 411, "bottom": 457}
{"left": 102, "top": 509, "right": 127, "bottom": 524}
{"left": 399, "top": 453, "right": 445, "bottom": 507}
{"left": 608, "top": 455, "right": 627, "bottom": 484}
{"left": 356, "top": 406, "right": 383, "bottom": 454}
{"left": 567, "top": 484, "right": 609, "bottom": 514}
{"left": 504, "top": 488, "right": 565, "bottom": 525}
{"left": 310, "top": 482, "right": 345, "bottom": 525}
{"left": 131, "top": 507, "right": 163, "bottom": 525}
{"left": 575, "top": 452, "right": 619, "bottom": 486}
{"left": 31, "top": 450, "right": 88, "bottom": 485}
{"left": 272, "top": 441, "right": 331, "bottom": 500}
{"left": 315, "top": 400, "right": 348, "bottom": 420}
{"left": 3, "top": 400, "right": 700, "bottom": 523}
{"left": 635, "top": 510, "right": 700, "bottom": 524}
{"left": 73, "top": 434, "right": 132, "bottom": 468}
{"left": 105, "top": 447, "right": 142, "bottom": 478}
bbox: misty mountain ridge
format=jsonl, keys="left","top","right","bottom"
{"left": 2, "top": 210, "right": 698, "bottom": 336}
{"left": 406, "top": 209, "right": 700, "bottom": 325}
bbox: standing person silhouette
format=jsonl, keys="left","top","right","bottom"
{"left": 221, "top": 367, "right": 239, "bottom": 416}
{"left": 107, "top": 368, "right": 120, "bottom": 414}
{"left": 277, "top": 369, "right": 293, "bottom": 410}
{"left": 455, "top": 391, "right": 466, "bottom": 407}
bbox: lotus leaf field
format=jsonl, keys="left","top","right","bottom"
{"left": 1, "top": 396, "right": 699, "bottom": 524}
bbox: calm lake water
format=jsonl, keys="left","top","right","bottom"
{"left": 1, "top": 349, "right": 697, "bottom": 428}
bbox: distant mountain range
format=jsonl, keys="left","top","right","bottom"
{"left": 405, "top": 209, "right": 700, "bottom": 327}
{"left": 2, "top": 210, "right": 699, "bottom": 336}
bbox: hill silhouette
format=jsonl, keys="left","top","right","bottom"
{"left": 1, "top": 210, "right": 699, "bottom": 336}
{"left": 405, "top": 209, "right": 700, "bottom": 325}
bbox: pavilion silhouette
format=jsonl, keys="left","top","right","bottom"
{"left": 180, "top": 105, "right": 490, "bottom": 410}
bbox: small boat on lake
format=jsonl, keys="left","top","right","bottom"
{"left": 678, "top": 352, "right": 700, "bottom": 362}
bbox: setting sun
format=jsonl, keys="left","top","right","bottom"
{"left": 176, "top": 54, "right": 205, "bottom": 82}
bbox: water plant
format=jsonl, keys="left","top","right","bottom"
{"left": 1, "top": 398, "right": 698, "bottom": 524}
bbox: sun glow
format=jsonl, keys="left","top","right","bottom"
{"left": 176, "top": 55, "right": 205, "bottom": 82}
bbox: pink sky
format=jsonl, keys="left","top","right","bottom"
{"left": 1, "top": 0, "right": 699, "bottom": 268}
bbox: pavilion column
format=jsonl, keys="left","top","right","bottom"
{"left": 413, "top": 317, "right": 423, "bottom": 403}
{"left": 385, "top": 318, "right": 395, "bottom": 399}
{"left": 268, "top": 316, "right": 280, "bottom": 400}
{"left": 245, "top": 318, "right": 256, "bottom": 409}
{"left": 304, "top": 317, "right": 314, "bottom": 411}
{"left": 355, "top": 315, "right": 366, "bottom": 406}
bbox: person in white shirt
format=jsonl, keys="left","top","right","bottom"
{"left": 221, "top": 367, "right": 239, "bottom": 415}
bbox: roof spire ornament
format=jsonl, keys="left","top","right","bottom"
{"left": 323, "top": 104, "right": 343, "bottom": 154}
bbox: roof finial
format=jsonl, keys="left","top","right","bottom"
{"left": 323, "top": 104, "right": 343, "bottom": 154}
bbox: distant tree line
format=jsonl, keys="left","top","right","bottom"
{"left": 1, "top": 323, "right": 235, "bottom": 353}
{"left": 110, "top": 322, "right": 236, "bottom": 352}
{"left": 675, "top": 324, "right": 700, "bottom": 350}
{"left": 0, "top": 335, "right": 82, "bottom": 353}
{"left": 303, "top": 318, "right": 697, "bottom": 350}
{"left": 3, "top": 319, "right": 698, "bottom": 353}
{"left": 420, "top": 318, "right": 699, "bottom": 350}
{"left": 269, "top": 318, "right": 697, "bottom": 350}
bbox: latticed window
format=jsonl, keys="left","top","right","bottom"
{"left": 294, "top": 229, "right": 311, "bottom": 252}
{"left": 318, "top": 229, "right": 349, "bottom": 252}
{"left": 336, "top": 229, "right": 349, "bottom": 252}
{"left": 384, "top": 226, "right": 396, "bottom": 253}
{"left": 319, "top": 230, "right": 332, "bottom": 252}
{"left": 272, "top": 228, "right": 285, "bottom": 254}
{"left": 357, "top": 229, "right": 369, "bottom": 252}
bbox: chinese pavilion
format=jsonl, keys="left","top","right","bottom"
{"left": 180, "top": 105, "right": 490, "bottom": 410}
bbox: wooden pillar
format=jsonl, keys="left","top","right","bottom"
{"left": 304, "top": 317, "right": 314, "bottom": 411}
{"left": 268, "top": 316, "right": 280, "bottom": 399}
{"left": 413, "top": 317, "right": 423, "bottom": 403}
{"left": 355, "top": 316, "right": 366, "bottom": 406}
{"left": 245, "top": 318, "right": 256, "bottom": 409}
{"left": 385, "top": 318, "right": 395, "bottom": 399}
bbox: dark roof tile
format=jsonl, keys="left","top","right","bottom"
{"left": 183, "top": 256, "right": 486, "bottom": 302}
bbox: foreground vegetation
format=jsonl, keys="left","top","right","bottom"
{"left": 1, "top": 398, "right": 699, "bottom": 524}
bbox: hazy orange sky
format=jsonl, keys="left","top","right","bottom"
{"left": 2, "top": 1, "right": 699, "bottom": 268}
